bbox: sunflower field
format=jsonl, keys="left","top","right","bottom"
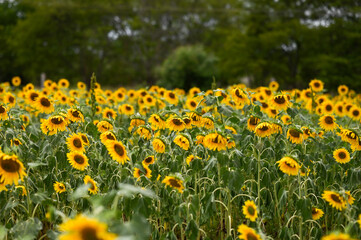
{"left": 1, "top": 76, "right": 361, "bottom": 240}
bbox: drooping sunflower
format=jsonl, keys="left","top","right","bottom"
{"left": 48, "top": 115, "right": 68, "bottom": 132}
{"left": 58, "top": 215, "right": 116, "bottom": 240}
{"left": 232, "top": 88, "right": 250, "bottom": 105}
{"left": 186, "top": 155, "right": 200, "bottom": 165}
{"left": 83, "top": 175, "right": 98, "bottom": 195}
{"left": 338, "top": 85, "right": 349, "bottom": 96}
{"left": 311, "top": 207, "right": 324, "bottom": 220}
{"left": 135, "top": 126, "right": 152, "bottom": 140}
{"left": 66, "top": 133, "right": 85, "bottom": 153}
{"left": 203, "top": 133, "right": 228, "bottom": 151}
{"left": 173, "top": 134, "right": 190, "bottom": 151}
{"left": 269, "top": 94, "right": 289, "bottom": 110}
{"left": 133, "top": 165, "right": 152, "bottom": 180}
{"left": 166, "top": 117, "right": 185, "bottom": 132}
{"left": 189, "top": 112, "right": 203, "bottom": 127}
{"left": 162, "top": 176, "right": 184, "bottom": 193}
{"left": 281, "top": 115, "right": 291, "bottom": 125}
{"left": 247, "top": 116, "right": 260, "bottom": 132}
{"left": 148, "top": 114, "right": 166, "bottom": 130}
{"left": 338, "top": 128, "right": 358, "bottom": 145}
{"left": 152, "top": 138, "right": 166, "bottom": 153}
{"left": 255, "top": 122, "right": 273, "bottom": 138}
{"left": 54, "top": 181, "right": 66, "bottom": 193}
{"left": 105, "top": 140, "right": 130, "bottom": 164}
{"left": 100, "top": 131, "right": 117, "bottom": 144}
{"left": 11, "top": 76, "right": 21, "bottom": 86}
{"left": 242, "top": 200, "right": 258, "bottom": 222}
{"left": 195, "top": 135, "right": 205, "bottom": 146}
{"left": 333, "top": 148, "right": 350, "bottom": 164}
{"left": 237, "top": 224, "right": 261, "bottom": 240}
{"left": 67, "top": 152, "right": 89, "bottom": 171}
{"left": 97, "top": 121, "right": 113, "bottom": 133}
{"left": 319, "top": 115, "right": 338, "bottom": 131}
{"left": 0, "top": 105, "right": 8, "bottom": 120}
{"left": 142, "top": 156, "right": 155, "bottom": 165}
{"left": 0, "top": 153, "right": 27, "bottom": 185}
{"left": 225, "top": 126, "right": 237, "bottom": 134}
{"left": 321, "top": 232, "right": 355, "bottom": 240}
{"left": 309, "top": 79, "right": 324, "bottom": 92}
{"left": 128, "top": 118, "right": 145, "bottom": 132}
{"left": 78, "top": 133, "right": 90, "bottom": 146}
{"left": 276, "top": 156, "right": 300, "bottom": 176}
{"left": 345, "top": 191, "right": 355, "bottom": 205}
{"left": 67, "top": 108, "right": 84, "bottom": 122}
{"left": 322, "top": 190, "right": 347, "bottom": 211}
{"left": 183, "top": 117, "right": 192, "bottom": 129}
{"left": 202, "top": 117, "right": 215, "bottom": 130}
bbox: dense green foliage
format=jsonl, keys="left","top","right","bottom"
{"left": 0, "top": 0, "right": 360, "bottom": 90}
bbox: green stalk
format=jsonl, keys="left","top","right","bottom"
{"left": 298, "top": 173, "right": 303, "bottom": 240}
{"left": 217, "top": 162, "right": 224, "bottom": 240}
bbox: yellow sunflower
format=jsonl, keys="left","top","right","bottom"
{"left": 166, "top": 117, "right": 185, "bottom": 132}
{"left": 135, "top": 126, "right": 152, "bottom": 140}
{"left": 152, "top": 138, "right": 166, "bottom": 153}
{"left": 186, "top": 155, "right": 200, "bottom": 165}
{"left": 269, "top": 81, "right": 279, "bottom": 91}
{"left": 311, "top": 207, "right": 324, "bottom": 220}
{"left": 0, "top": 153, "right": 27, "bottom": 185}
{"left": 319, "top": 115, "right": 337, "bottom": 131}
{"left": 11, "top": 76, "right": 21, "bottom": 86}
{"left": 338, "top": 85, "right": 349, "bottom": 96}
{"left": 67, "top": 108, "right": 84, "bottom": 122}
{"left": 333, "top": 148, "right": 350, "bottom": 164}
{"left": 58, "top": 215, "right": 116, "bottom": 240}
{"left": 66, "top": 133, "right": 85, "bottom": 153}
{"left": 322, "top": 190, "right": 347, "bottom": 211}
{"left": 276, "top": 156, "right": 300, "bottom": 176}
{"left": 345, "top": 191, "right": 355, "bottom": 205}
{"left": 133, "top": 165, "right": 152, "bottom": 180}
{"left": 237, "top": 224, "right": 261, "bottom": 240}
{"left": 247, "top": 116, "right": 260, "bottom": 132}
{"left": 48, "top": 115, "right": 68, "bottom": 133}
{"left": 185, "top": 98, "right": 198, "bottom": 111}
{"left": 100, "top": 131, "right": 117, "bottom": 144}
{"left": 54, "top": 181, "right": 66, "bottom": 193}
{"left": 148, "top": 114, "right": 166, "bottom": 130}
{"left": 334, "top": 102, "right": 346, "bottom": 117}
{"left": 105, "top": 140, "right": 130, "bottom": 164}
{"left": 232, "top": 88, "right": 250, "bottom": 105}
{"left": 309, "top": 79, "right": 324, "bottom": 92}
{"left": 128, "top": 118, "right": 145, "bottom": 132}
{"left": 269, "top": 94, "right": 289, "bottom": 110}
{"left": 120, "top": 104, "right": 135, "bottom": 116}
{"left": 142, "top": 156, "right": 155, "bottom": 165}
{"left": 4, "top": 93, "right": 16, "bottom": 107}
{"left": 202, "top": 117, "right": 215, "bottom": 130}
{"left": 0, "top": 105, "right": 8, "bottom": 120}
{"left": 164, "top": 91, "right": 179, "bottom": 105}
{"left": 10, "top": 138, "right": 22, "bottom": 147}
{"left": 322, "top": 101, "right": 334, "bottom": 115}
{"left": 242, "top": 200, "right": 258, "bottom": 222}
{"left": 15, "top": 185, "right": 27, "bottom": 196}
{"left": 97, "top": 121, "right": 113, "bottom": 133}
{"left": 35, "top": 95, "right": 54, "bottom": 114}
{"left": 67, "top": 152, "right": 89, "bottom": 171}
{"left": 162, "top": 176, "right": 184, "bottom": 193}
{"left": 173, "top": 134, "right": 190, "bottom": 151}
{"left": 321, "top": 233, "right": 355, "bottom": 240}
{"left": 203, "top": 133, "right": 228, "bottom": 151}
{"left": 103, "top": 107, "right": 117, "bottom": 119}
{"left": 84, "top": 175, "right": 98, "bottom": 195}
{"left": 189, "top": 112, "right": 203, "bottom": 127}
{"left": 78, "top": 133, "right": 90, "bottom": 146}
{"left": 281, "top": 115, "right": 291, "bottom": 125}
{"left": 348, "top": 105, "right": 361, "bottom": 120}
{"left": 58, "top": 78, "right": 70, "bottom": 88}
{"left": 255, "top": 122, "right": 273, "bottom": 138}
{"left": 358, "top": 214, "right": 361, "bottom": 229}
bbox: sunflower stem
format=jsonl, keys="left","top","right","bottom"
{"left": 217, "top": 161, "right": 224, "bottom": 240}
{"left": 298, "top": 173, "right": 303, "bottom": 240}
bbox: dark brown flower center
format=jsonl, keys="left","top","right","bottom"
{"left": 190, "top": 101, "right": 197, "bottom": 107}
{"left": 330, "top": 194, "right": 342, "bottom": 203}
{"left": 169, "top": 179, "right": 181, "bottom": 188}
{"left": 172, "top": 119, "right": 183, "bottom": 126}
{"left": 259, "top": 125, "right": 269, "bottom": 131}
{"left": 81, "top": 135, "right": 89, "bottom": 144}
{"left": 246, "top": 233, "right": 258, "bottom": 240}
{"left": 247, "top": 206, "right": 256, "bottom": 216}
{"left": 338, "top": 151, "right": 346, "bottom": 159}
{"left": 352, "top": 110, "right": 359, "bottom": 117}
{"left": 183, "top": 118, "right": 191, "bottom": 124}
{"left": 249, "top": 117, "right": 259, "bottom": 126}
{"left": 0, "top": 106, "right": 5, "bottom": 114}
{"left": 325, "top": 105, "right": 332, "bottom": 111}
{"left": 274, "top": 96, "right": 286, "bottom": 104}
{"left": 126, "top": 106, "right": 132, "bottom": 111}
{"left": 1, "top": 158, "right": 20, "bottom": 173}
{"left": 73, "top": 138, "right": 82, "bottom": 148}
{"left": 114, "top": 144, "right": 124, "bottom": 156}
{"left": 72, "top": 110, "right": 80, "bottom": 118}
{"left": 40, "top": 97, "right": 51, "bottom": 107}
{"left": 51, "top": 117, "right": 63, "bottom": 125}
{"left": 74, "top": 155, "right": 85, "bottom": 164}
{"left": 289, "top": 129, "right": 300, "bottom": 138}
{"left": 324, "top": 116, "right": 334, "bottom": 125}
{"left": 168, "top": 92, "right": 175, "bottom": 99}
{"left": 147, "top": 97, "right": 152, "bottom": 102}
{"left": 314, "top": 82, "right": 320, "bottom": 88}
{"left": 80, "top": 226, "right": 99, "bottom": 240}
{"left": 106, "top": 133, "right": 115, "bottom": 140}
{"left": 106, "top": 111, "right": 113, "bottom": 118}
{"left": 144, "top": 157, "right": 153, "bottom": 163}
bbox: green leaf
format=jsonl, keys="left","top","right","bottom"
{"left": 10, "top": 218, "right": 42, "bottom": 240}
{"left": 217, "top": 105, "right": 233, "bottom": 117}
{"left": 0, "top": 225, "right": 7, "bottom": 240}
{"left": 296, "top": 197, "right": 312, "bottom": 220}
{"left": 185, "top": 219, "right": 199, "bottom": 240}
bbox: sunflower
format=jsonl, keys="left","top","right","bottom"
{"left": 269, "top": 81, "right": 279, "bottom": 91}
{"left": 247, "top": 116, "right": 260, "bottom": 131}
{"left": 302, "top": 126, "right": 315, "bottom": 140}
{"left": 142, "top": 156, "right": 155, "bottom": 165}
{"left": 54, "top": 181, "right": 66, "bottom": 193}
{"left": 322, "top": 190, "right": 347, "bottom": 211}
{"left": 322, "top": 101, "right": 334, "bottom": 115}
{"left": 202, "top": 117, "right": 215, "bottom": 130}
{"left": 113, "top": 90, "right": 126, "bottom": 102}
{"left": 4, "top": 93, "right": 16, "bottom": 107}
{"left": 128, "top": 118, "right": 145, "bottom": 132}
{"left": 255, "top": 122, "right": 273, "bottom": 138}
{"left": 67, "top": 108, "right": 84, "bottom": 122}
{"left": 120, "top": 104, "right": 135, "bottom": 115}
{"left": 166, "top": 117, "right": 185, "bottom": 132}
{"left": 281, "top": 115, "right": 291, "bottom": 125}
{"left": 100, "top": 131, "right": 117, "bottom": 144}
{"left": 237, "top": 224, "right": 261, "bottom": 240}
{"left": 10, "top": 138, "right": 22, "bottom": 147}
{"left": 0, "top": 105, "right": 8, "bottom": 120}
{"left": 148, "top": 114, "right": 166, "bottom": 130}
{"left": 97, "top": 121, "right": 113, "bottom": 133}
{"left": 174, "top": 134, "right": 190, "bottom": 151}
{"left": 348, "top": 105, "right": 361, "bottom": 120}
{"left": 345, "top": 191, "right": 354, "bottom": 205}
{"left": 185, "top": 98, "right": 198, "bottom": 111}
{"left": 338, "top": 85, "right": 349, "bottom": 96}
{"left": 242, "top": 200, "right": 258, "bottom": 222}
{"left": 203, "top": 133, "right": 228, "bottom": 151}
{"left": 66, "top": 133, "right": 85, "bottom": 153}
{"left": 333, "top": 148, "right": 350, "bottom": 164}
{"left": 269, "top": 94, "right": 289, "bottom": 110}
{"left": 67, "top": 152, "right": 89, "bottom": 171}
{"left": 133, "top": 165, "right": 152, "bottom": 180}
{"left": 48, "top": 115, "right": 68, "bottom": 132}
{"left": 195, "top": 135, "right": 205, "bottom": 146}
{"left": 311, "top": 207, "right": 324, "bottom": 220}
{"left": 225, "top": 126, "right": 237, "bottom": 134}
{"left": 232, "top": 88, "right": 250, "bottom": 105}
{"left": 334, "top": 102, "right": 345, "bottom": 117}
{"left": 59, "top": 215, "right": 116, "bottom": 240}
{"left": 309, "top": 79, "right": 324, "bottom": 92}
{"left": 152, "top": 138, "right": 166, "bottom": 153}
{"left": 40, "top": 119, "right": 56, "bottom": 135}
{"left": 338, "top": 128, "right": 358, "bottom": 145}
{"left": 319, "top": 115, "right": 337, "bottom": 131}
{"left": 162, "top": 176, "right": 184, "bottom": 193}
{"left": 164, "top": 91, "right": 179, "bottom": 105}
{"left": 189, "top": 112, "right": 203, "bottom": 127}
{"left": 186, "top": 155, "right": 200, "bottom": 165}
{"left": 105, "top": 140, "right": 130, "bottom": 164}
{"left": 26, "top": 90, "right": 39, "bottom": 105}
{"left": 321, "top": 233, "right": 355, "bottom": 240}
{"left": 189, "top": 87, "right": 201, "bottom": 97}
{"left": 83, "top": 175, "right": 98, "bottom": 195}
{"left": 35, "top": 95, "right": 54, "bottom": 114}
{"left": 15, "top": 185, "right": 27, "bottom": 196}
{"left": 78, "top": 133, "right": 90, "bottom": 146}
{"left": 276, "top": 156, "right": 300, "bottom": 176}
{"left": 11, "top": 76, "right": 21, "bottom": 86}
{"left": 135, "top": 126, "right": 152, "bottom": 140}
{"left": 0, "top": 153, "right": 27, "bottom": 185}
{"left": 58, "top": 79, "right": 70, "bottom": 88}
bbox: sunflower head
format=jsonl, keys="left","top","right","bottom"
{"left": 67, "top": 152, "right": 89, "bottom": 171}
{"left": 333, "top": 148, "right": 350, "bottom": 164}
{"left": 242, "top": 200, "right": 258, "bottom": 222}
{"left": 311, "top": 207, "right": 324, "bottom": 220}
{"left": 237, "top": 224, "right": 261, "bottom": 240}
{"left": 0, "top": 153, "right": 27, "bottom": 185}
{"left": 162, "top": 176, "right": 184, "bottom": 193}
{"left": 309, "top": 79, "right": 324, "bottom": 92}
{"left": 276, "top": 156, "right": 300, "bottom": 176}
{"left": 84, "top": 175, "right": 98, "bottom": 195}
{"left": 105, "top": 140, "right": 130, "bottom": 165}
{"left": 54, "top": 181, "right": 66, "bottom": 193}
{"left": 322, "top": 190, "right": 347, "bottom": 211}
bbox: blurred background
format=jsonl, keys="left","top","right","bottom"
{"left": 0, "top": 0, "right": 360, "bottom": 91}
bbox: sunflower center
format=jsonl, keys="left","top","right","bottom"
{"left": 247, "top": 206, "right": 256, "bottom": 216}
{"left": 314, "top": 82, "right": 320, "bottom": 88}
{"left": 73, "top": 138, "right": 82, "bottom": 148}
{"left": 265, "top": 89, "right": 272, "bottom": 96}
{"left": 338, "top": 106, "right": 343, "bottom": 112}
{"left": 81, "top": 135, "right": 89, "bottom": 144}
{"left": 249, "top": 117, "right": 259, "bottom": 126}
{"left": 147, "top": 97, "right": 152, "bottom": 102}
{"left": 1, "top": 159, "right": 20, "bottom": 173}
{"left": 126, "top": 106, "right": 131, "bottom": 111}
{"left": 72, "top": 110, "right": 80, "bottom": 117}
{"left": 114, "top": 144, "right": 125, "bottom": 156}
{"left": 51, "top": 117, "right": 63, "bottom": 125}
{"left": 246, "top": 233, "right": 258, "bottom": 240}
{"left": 312, "top": 208, "right": 317, "bottom": 214}
{"left": 0, "top": 106, "right": 5, "bottom": 113}
{"left": 80, "top": 226, "right": 100, "bottom": 240}
{"left": 144, "top": 157, "right": 153, "bottom": 163}
{"left": 14, "top": 140, "right": 20, "bottom": 145}
{"left": 274, "top": 96, "right": 286, "bottom": 104}
{"left": 352, "top": 110, "right": 359, "bottom": 117}
{"left": 118, "top": 93, "right": 123, "bottom": 98}
{"left": 190, "top": 101, "right": 197, "bottom": 107}
{"left": 324, "top": 116, "right": 334, "bottom": 124}
{"left": 74, "top": 155, "right": 85, "bottom": 164}
{"left": 168, "top": 179, "right": 181, "bottom": 188}
{"left": 259, "top": 125, "right": 269, "bottom": 132}
{"left": 8, "top": 96, "right": 15, "bottom": 103}
{"left": 305, "top": 91, "right": 311, "bottom": 98}
{"left": 59, "top": 185, "right": 64, "bottom": 189}
{"left": 261, "top": 102, "right": 268, "bottom": 109}
{"left": 325, "top": 105, "right": 332, "bottom": 111}
{"left": 183, "top": 118, "right": 191, "bottom": 124}
{"left": 172, "top": 119, "right": 183, "bottom": 126}
{"left": 338, "top": 152, "right": 346, "bottom": 159}
{"left": 39, "top": 97, "right": 50, "bottom": 107}
{"left": 106, "top": 133, "right": 115, "bottom": 140}
{"left": 330, "top": 194, "right": 342, "bottom": 203}
{"left": 30, "top": 93, "right": 39, "bottom": 101}
{"left": 168, "top": 92, "right": 175, "bottom": 99}
{"left": 284, "top": 161, "right": 295, "bottom": 168}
